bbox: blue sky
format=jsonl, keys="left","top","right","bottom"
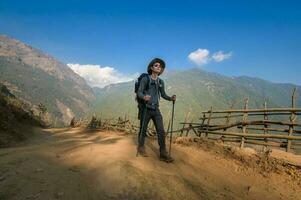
{"left": 0, "top": 0, "right": 300, "bottom": 87}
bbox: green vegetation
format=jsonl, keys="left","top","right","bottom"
{"left": 92, "top": 68, "right": 301, "bottom": 129}
{"left": 0, "top": 57, "right": 93, "bottom": 126}
{"left": 1, "top": 35, "right": 299, "bottom": 130}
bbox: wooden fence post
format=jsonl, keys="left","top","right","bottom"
{"left": 199, "top": 113, "right": 206, "bottom": 137}
{"left": 240, "top": 98, "right": 249, "bottom": 148}
{"left": 287, "top": 88, "right": 297, "bottom": 152}
{"left": 224, "top": 101, "right": 236, "bottom": 131}
{"left": 205, "top": 106, "right": 213, "bottom": 138}
{"left": 263, "top": 100, "right": 269, "bottom": 150}
{"left": 124, "top": 114, "right": 127, "bottom": 129}
{"left": 180, "top": 111, "right": 190, "bottom": 137}
{"left": 186, "top": 119, "right": 194, "bottom": 137}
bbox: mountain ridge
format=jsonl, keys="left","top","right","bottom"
{"left": 1, "top": 35, "right": 300, "bottom": 128}
{"left": 92, "top": 68, "right": 301, "bottom": 128}
{"left": 0, "top": 35, "right": 95, "bottom": 126}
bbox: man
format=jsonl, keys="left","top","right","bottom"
{"left": 137, "top": 58, "right": 176, "bottom": 162}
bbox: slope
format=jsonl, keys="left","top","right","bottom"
{"left": 0, "top": 35, "right": 95, "bottom": 126}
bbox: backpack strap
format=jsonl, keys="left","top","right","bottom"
{"left": 157, "top": 77, "right": 162, "bottom": 100}
{"left": 144, "top": 74, "right": 152, "bottom": 93}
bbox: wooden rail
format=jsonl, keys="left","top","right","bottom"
{"left": 179, "top": 87, "right": 301, "bottom": 153}
{"left": 72, "top": 114, "right": 157, "bottom": 136}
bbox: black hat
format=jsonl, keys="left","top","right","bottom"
{"left": 147, "top": 58, "right": 165, "bottom": 76}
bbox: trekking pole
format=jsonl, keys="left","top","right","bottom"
{"left": 169, "top": 98, "right": 175, "bottom": 156}
{"left": 136, "top": 104, "right": 147, "bottom": 157}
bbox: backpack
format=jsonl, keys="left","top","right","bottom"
{"left": 134, "top": 73, "right": 162, "bottom": 119}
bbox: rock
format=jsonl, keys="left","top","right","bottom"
{"left": 68, "top": 166, "right": 80, "bottom": 173}
{"left": 0, "top": 175, "right": 6, "bottom": 181}
{"left": 35, "top": 168, "right": 44, "bottom": 172}
{"left": 54, "top": 192, "right": 64, "bottom": 199}
{"left": 26, "top": 192, "right": 40, "bottom": 199}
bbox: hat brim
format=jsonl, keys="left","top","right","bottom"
{"left": 147, "top": 58, "right": 165, "bottom": 76}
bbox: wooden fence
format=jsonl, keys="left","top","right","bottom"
{"left": 176, "top": 88, "right": 301, "bottom": 153}
{"left": 70, "top": 88, "right": 301, "bottom": 153}
{"left": 71, "top": 114, "right": 157, "bottom": 136}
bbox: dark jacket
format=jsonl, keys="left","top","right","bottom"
{"left": 137, "top": 75, "right": 172, "bottom": 109}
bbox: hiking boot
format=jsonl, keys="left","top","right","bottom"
{"left": 137, "top": 146, "right": 148, "bottom": 157}
{"left": 159, "top": 149, "right": 174, "bottom": 163}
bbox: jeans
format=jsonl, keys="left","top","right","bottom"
{"left": 138, "top": 106, "right": 166, "bottom": 152}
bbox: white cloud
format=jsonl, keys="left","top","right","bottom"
{"left": 188, "top": 48, "right": 210, "bottom": 66}
{"left": 212, "top": 51, "right": 232, "bottom": 62}
{"left": 188, "top": 48, "right": 232, "bottom": 66}
{"left": 67, "top": 63, "right": 138, "bottom": 88}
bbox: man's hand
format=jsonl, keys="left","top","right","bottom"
{"left": 171, "top": 95, "right": 176, "bottom": 101}
{"left": 143, "top": 95, "right": 151, "bottom": 102}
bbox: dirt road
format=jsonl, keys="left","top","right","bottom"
{"left": 0, "top": 127, "right": 300, "bottom": 200}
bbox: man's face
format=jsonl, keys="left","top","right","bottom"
{"left": 151, "top": 62, "right": 162, "bottom": 74}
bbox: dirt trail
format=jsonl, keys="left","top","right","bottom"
{"left": 0, "top": 127, "right": 300, "bottom": 200}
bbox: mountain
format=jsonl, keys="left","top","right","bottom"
{"left": 1, "top": 35, "right": 299, "bottom": 129}
{"left": 92, "top": 68, "right": 301, "bottom": 129}
{"left": 0, "top": 35, "right": 95, "bottom": 126}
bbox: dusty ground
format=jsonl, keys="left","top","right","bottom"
{"left": 0, "top": 127, "right": 300, "bottom": 200}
